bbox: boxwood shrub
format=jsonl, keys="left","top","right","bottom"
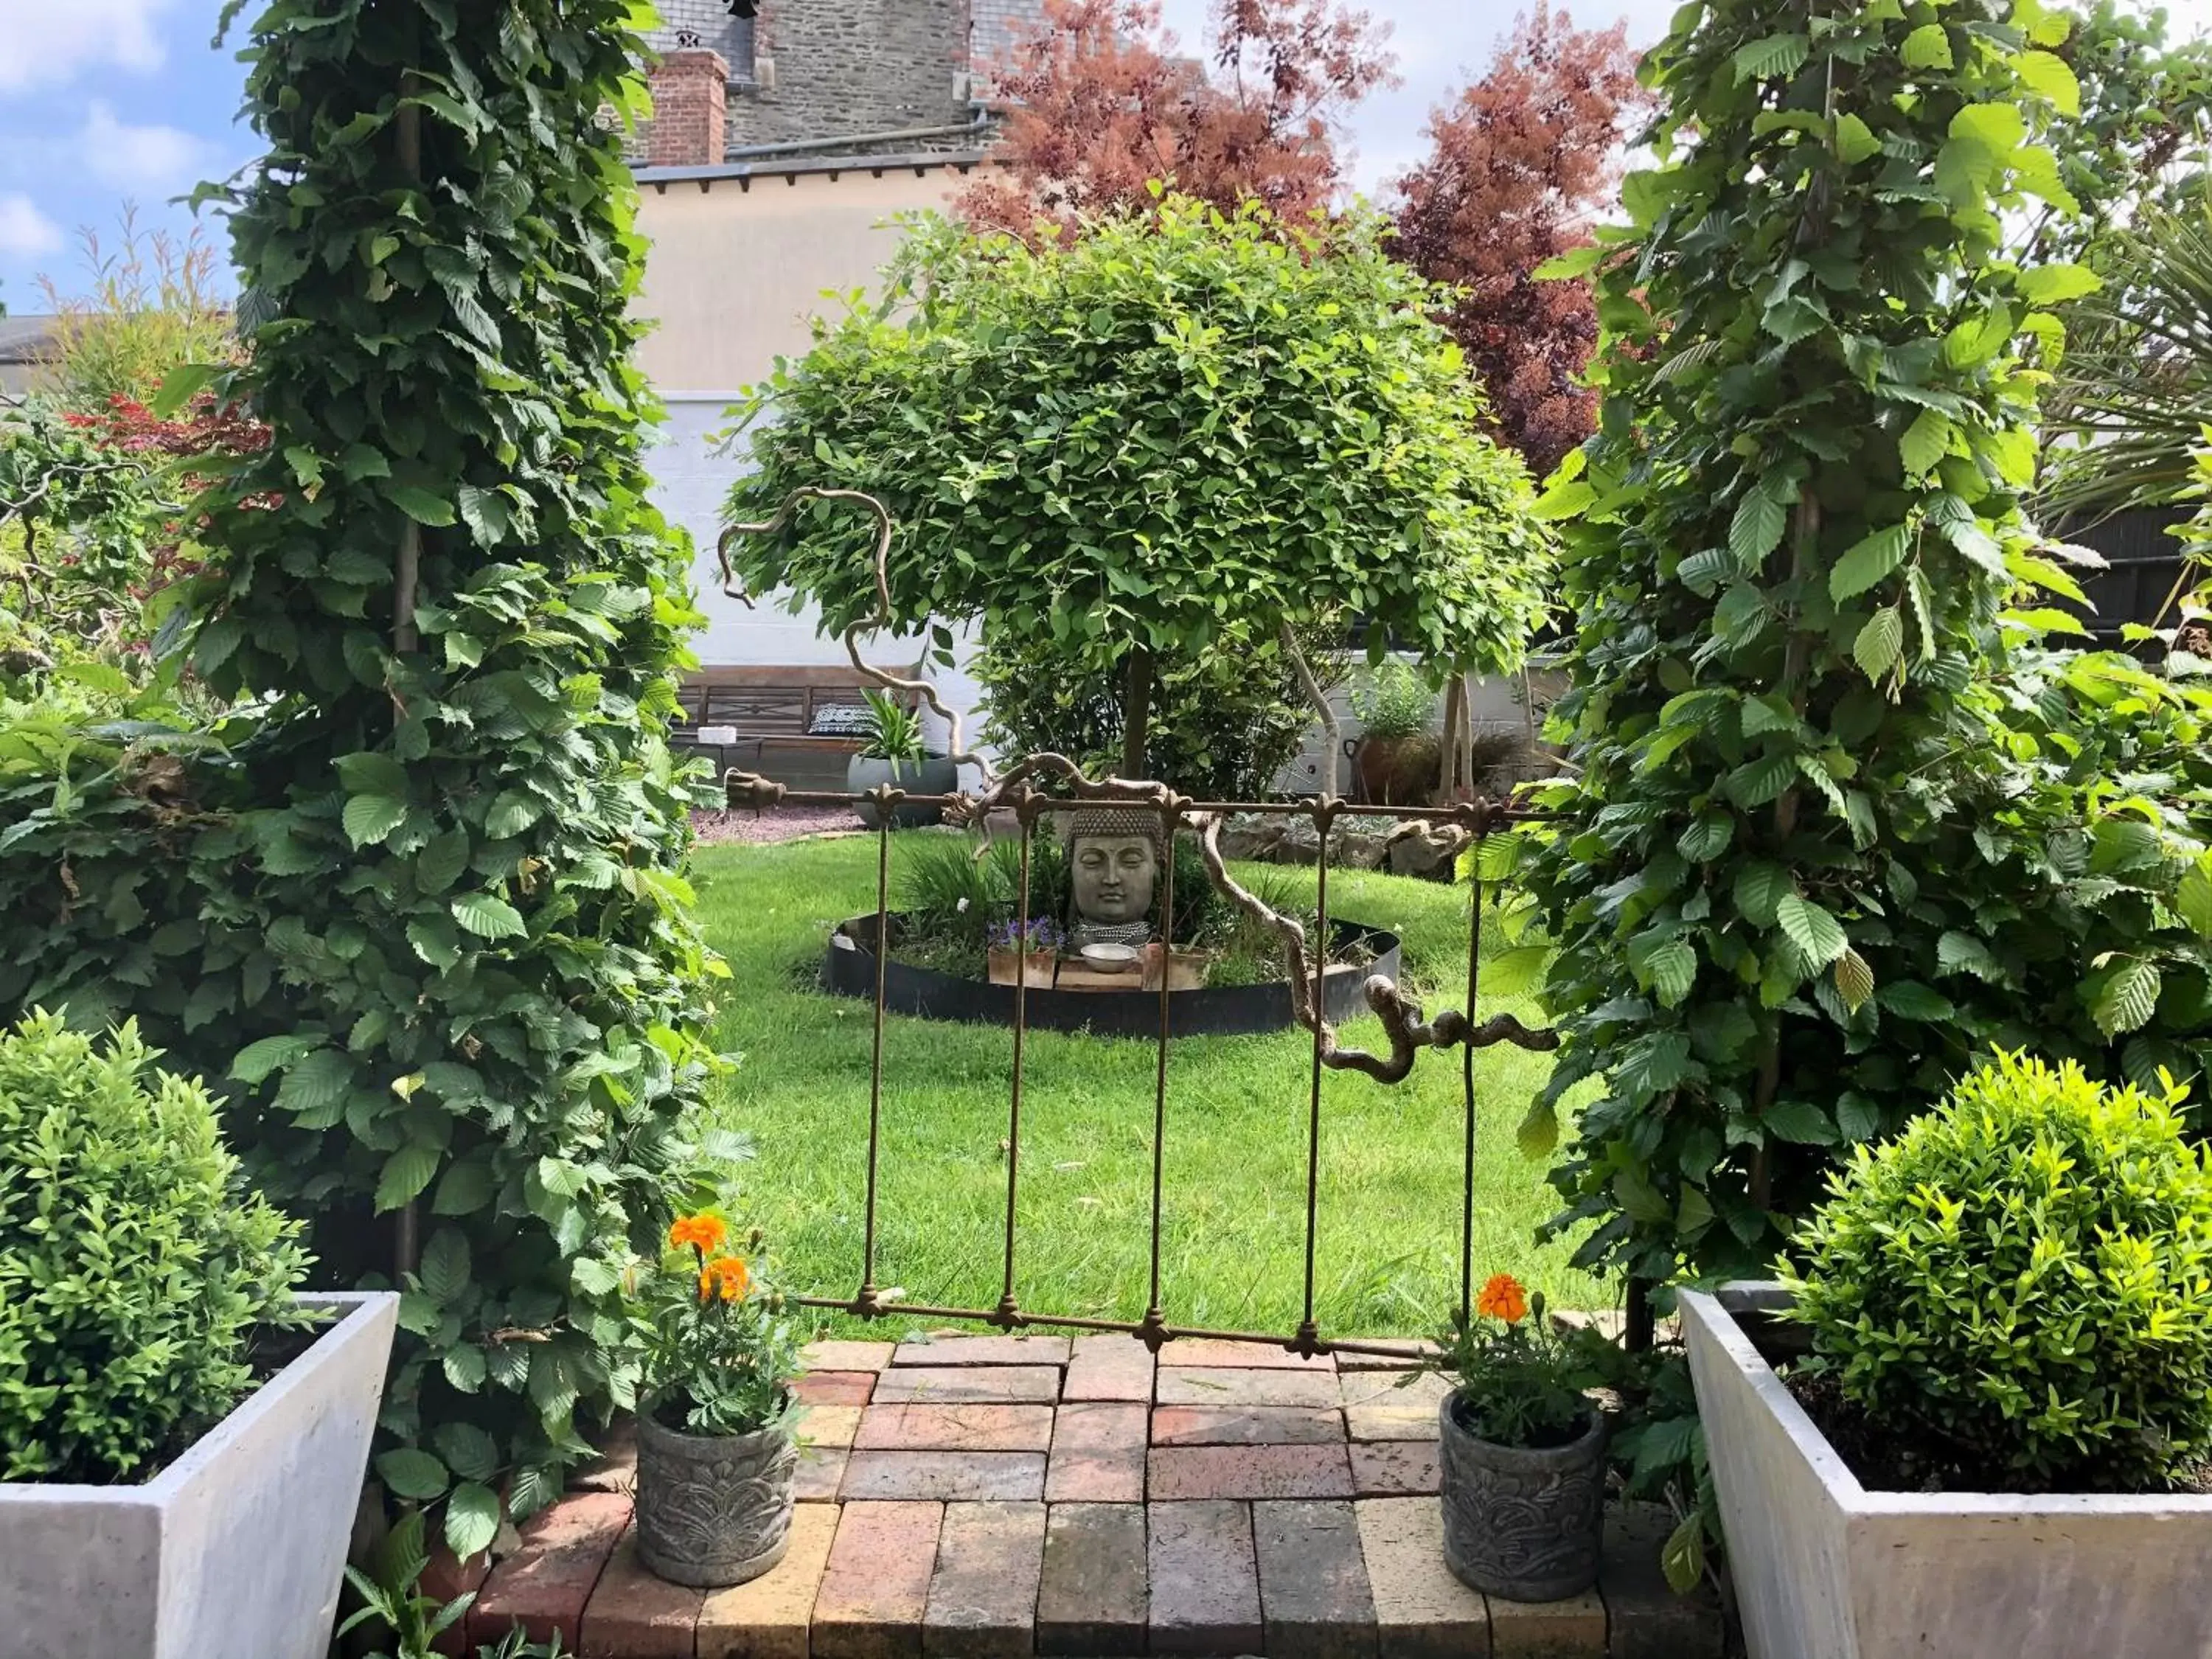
{"left": 0, "top": 1011, "right": 310, "bottom": 1484}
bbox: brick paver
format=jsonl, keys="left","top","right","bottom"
{"left": 1046, "top": 1400, "right": 1148, "bottom": 1502}
{"left": 1252, "top": 1499, "right": 1379, "bottom": 1659}
{"left": 801, "top": 1340, "right": 896, "bottom": 1372}
{"left": 578, "top": 1529, "right": 705, "bottom": 1659}
{"left": 922, "top": 1501, "right": 1048, "bottom": 1658}
{"left": 1149, "top": 1443, "right": 1355, "bottom": 1500}
{"left": 1061, "top": 1332, "right": 1156, "bottom": 1401}
{"left": 873, "top": 1366, "right": 1062, "bottom": 1404}
{"left": 467, "top": 1491, "right": 632, "bottom": 1651}
{"left": 800, "top": 1405, "right": 862, "bottom": 1450}
{"left": 1036, "top": 1502, "right": 1147, "bottom": 1656}
{"left": 1489, "top": 1587, "right": 1609, "bottom": 1659}
{"left": 1354, "top": 1497, "right": 1490, "bottom": 1659}
{"left": 1600, "top": 1503, "right": 1725, "bottom": 1659}
{"left": 1166, "top": 1338, "right": 1337, "bottom": 1371}
{"left": 1345, "top": 1402, "right": 1443, "bottom": 1442}
{"left": 794, "top": 1371, "right": 877, "bottom": 1408}
{"left": 1152, "top": 1405, "right": 1346, "bottom": 1445}
{"left": 1339, "top": 1370, "right": 1451, "bottom": 1410}
{"left": 1156, "top": 1366, "right": 1340, "bottom": 1409}
{"left": 891, "top": 1333, "right": 1071, "bottom": 1368}
{"left": 854, "top": 1403, "right": 1055, "bottom": 1453}
{"left": 1147, "top": 1500, "right": 1263, "bottom": 1655}
{"left": 839, "top": 1449, "right": 1048, "bottom": 1501}
{"left": 811, "top": 1501, "right": 944, "bottom": 1659}
{"left": 696, "top": 1501, "right": 839, "bottom": 1659}
{"left": 796, "top": 1446, "right": 849, "bottom": 1501}
{"left": 1349, "top": 1440, "right": 1441, "bottom": 1498}
{"left": 1333, "top": 1343, "right": 1439, "bottom": 1370}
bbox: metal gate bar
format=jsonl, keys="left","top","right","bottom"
{"left": 727, "top": 774, "right": 1551, "bottom": 1357}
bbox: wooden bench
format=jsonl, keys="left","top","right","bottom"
{"left": 675, "top": 667, "right": 908, "bottom": 794}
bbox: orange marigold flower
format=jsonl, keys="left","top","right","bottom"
{"left": 703, "top": 1256, "right": 751, "bottom": 1302}
{"left": 1475, "top": 1273, "right": 1529, "bottom": 1324}
{"left": 669, "top": 1214, "right": 727, "bottom": 1254}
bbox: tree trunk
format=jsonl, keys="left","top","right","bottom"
{"left": 1121, "top": 645, "right": 1154, "bottom": 779}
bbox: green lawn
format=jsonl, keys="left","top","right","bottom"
{"left": 693, "top": 835, "right": 1604, "bottom": 1342}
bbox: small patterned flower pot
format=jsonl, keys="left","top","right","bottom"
{"left": 1438, "top": 1391, "right": 1607, "bottom": 1601}
{"left": 635, "top": 1410, "right": 798, "bottom": 1588}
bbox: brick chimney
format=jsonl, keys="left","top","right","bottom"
{"left": 647, "top": 49, "right": 728, "bottom": 167}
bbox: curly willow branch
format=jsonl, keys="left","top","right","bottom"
{"left": 714, "top": 489, "right": 1555, "bottom": 1079}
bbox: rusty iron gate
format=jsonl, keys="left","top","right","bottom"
{"left": 721, "top": 766, "right": 1556, "bottom": 1362}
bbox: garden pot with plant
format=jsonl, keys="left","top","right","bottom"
{"left": 846, "top": 688, "right": 956, "bottom": 829}
{"left": 632, "top": 1208, "right": 803, "bottom": 1588}
{"left": 987, "top": 917, "right": 1062, "bottom": 987}
{"left": 0, "top": 1013, "right": 398, "bottom": 1659}
{"left": 1684, "top": 1055, "right": 2212, "bottom": 1659}
{"left": 1350, "top": 659, "right": 1440, "bottom": 806}
{"left": 1427, "top": 1272, "right": 1610, "bottom": 1601}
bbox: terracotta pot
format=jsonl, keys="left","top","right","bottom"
{"left": 1437, "top": 1391, "right": 1606, "bottom": 1601}
{"left": 987, "top": 947, "right": 1058, "bottom": 988}
{"left": 634, "top": 1409, "right": 798, "bottom": 1588}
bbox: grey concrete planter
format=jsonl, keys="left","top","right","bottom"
{"left": 0, "top": 1291, "right": 397, "bottom": 1659}
{"left": 846, "top": 754, "right": 956, "bottom": 827}
{"left": 634, "top": 1410, "right": 798, "bottom": 1587}
{"left": 1683, "top": 1281, "right": 2212, "bottom": 1659}
{"left": 1438, "top": 1391, "right": 1607, "bottom": 1600}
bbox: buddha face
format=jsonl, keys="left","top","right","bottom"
{"left": 1071, "top": 833, "right": 1158, "bottom": 925}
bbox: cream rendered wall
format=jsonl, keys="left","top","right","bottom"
{"left": 633, "top": 165, "right": 987, "bottom": 755}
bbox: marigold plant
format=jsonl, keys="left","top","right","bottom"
{"left": 1427, "top": 1274, "right": 1607, "bottom": 1449}
{"left": 1784, "top": 1054, "right": 2212, "bottom": 1490}
{"left": 633, "top": 1211, "right": 803, "bottom": 1438}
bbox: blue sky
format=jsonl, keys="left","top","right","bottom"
{"left": 4, "top": 0, "right": 2208, "bottom": 310}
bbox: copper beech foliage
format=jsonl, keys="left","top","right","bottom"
{"left": 1389, "top": 5, "right": 1652, "bottom": 478}
{"left": 961, "top": 0, "right": 1395, "bottom": 234}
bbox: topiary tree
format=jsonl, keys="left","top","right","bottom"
{"left": 723, "top": 197, "right": 1554, "bottom": 785}
{"left": 1519, "top": 0, "right": 2098, "bottom": 1298}
{"left": 88, "top": 0, "right": 725, "bottom": 1559}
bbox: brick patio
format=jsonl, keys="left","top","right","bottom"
{"left": 456, "top": 1334, "right": 1725, "bottom": 1658}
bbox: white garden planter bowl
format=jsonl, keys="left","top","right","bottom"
{"left": 0, "top": 1290, "right": 397, "bottom": 1659}
{"left": 1682, "top": 1282, "right": 2212, "bottom": 1659}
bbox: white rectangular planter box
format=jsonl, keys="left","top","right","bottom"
{"left": 0, "top": 1290, "right": 398, "bottom": 1659}
{"left": 1682, "top": 1282, "right": 2212, "bottom": 1659}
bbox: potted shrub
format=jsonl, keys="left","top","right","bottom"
{"left": 1682, "top": 1054, "right": 2212, "bottom": 1659}
{"left": 1350, "top": 659, "right": 1439, "bottom": 806}
{"left": 0, "top": 1012, "right": 398, "bottom": 1659}
{"left": 846, "top": 689, "right": 956, "bottom": 829}
{"left": 631, "top": 1208, "right": 804, "bottom": 1587}
{"left": 1427, "top": 1272, "right": 1610, "bottom": 1600}
{"left": 987, "top": 917, "right": 1062, "bottom": 987}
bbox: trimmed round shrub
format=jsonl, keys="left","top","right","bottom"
{"left": 1784, "top": 1052, "right": 2212, "bottom": 1490}
{"left": 0, "top": 1011, "right": 309, "bottom": 1484}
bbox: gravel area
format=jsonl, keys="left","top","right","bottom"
{"left": 691, "top": 806, "right": 864, "bottom": 846}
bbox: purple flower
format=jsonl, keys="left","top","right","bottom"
{"left": 990, "top": 916, "right": 1063, "bottom": 952}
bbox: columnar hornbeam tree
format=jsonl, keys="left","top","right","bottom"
{"left": 185, "top": 0, "right": 721, "bottom": 1555}
{"left": 1520, "top": 0, "right": 2094, "bottom": 1292}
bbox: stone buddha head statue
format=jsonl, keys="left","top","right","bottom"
{"left": 1063, "top": 807, "right": 1164, "bottom": 950}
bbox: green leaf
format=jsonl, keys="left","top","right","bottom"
{"left": 1901, "top": 23, "right": 1952, "bottom": 69}
{"left": 2094, "top": 959, "right": 2163, "bottom": 1038}
{"left": 2177, "top": 854, "right": 2212, "bottom": 939}
{"left": 417, "top": 830, "right": 472, "bottom": 896}
{"left": 376, "top": 1144, "right": 442, "bottom": 1213}
{"left": 1733, "top": 32, "right": 1808, "bottom": 83}
{"left": 385, "top": 484, "right": 457, "bottom": 527}
{"left": 484, "top": 791, "right": 539, "bottom": 839}
{"left": 443, "top": 1346, "right": 488, "bottom": 1393}
{"left": 1938, "top": 930, "right": 2002, "bottom": 981}
{"left": 1762, "top": 1099, "right": 1837, "bottom": 1144}
{"left": 1833, "top": 111, "right": 1879, "bottom": 164}
{"left": 2014, "top": 49, "right": 2080, "bottom": 115}
{"left": 1776, "top": 891, "right": 1848, "bottom": 966}
{"left": 434, "top": 1158, "right": 496, "bottom": 1216}
{"left": 1833, "top": 947, "right": 1874, "bottom": 1012}
{"left": 1899, "top": 409, "right": 1951, "bottom": 479}
{"left": 1735, "top": 863, "right": 1792, "bottom": 928}
{"left": 1835, "top": 1092, "right": 1882, "bottom": 1142}
{"left": 1830, "top": 525, "right": 1910, "bottom": 600}
{"left": 1852, "top": 607, "right": 1904, "bottom": 683}
{"left": 445, "top": 1482, "right": 502, "bottom": 1562}
{"left": 1677, "top": 813, "right": 1733, "bottom": 863}
{"left": 420, "top": 1228, "right": 472, "bottom": 1302}
{"left": 344, "top": 794, "right": 409, "bottom": 849}
{"left": 407, "top": 914, "right": 462, "bottom": 970}
{"left": 434, "top": 1422, "right": 501, "bottom": 1484}
{"left": 2017, "top": 263, "right": 2101, "bottom": 305}
{"left": 232, "top": 1033, "right": 321, "bottom": 1086}
{"left": 335, "top": 751, "right": 410, "bottom": 796}
{"left": 1532, "top": 478, "right": 1596, "bottom": 520}
{"left": 1943, "top": 305, "right": 2014, "bottom": 369}
{"left": 1515, "top": 1101, "right": 1559, "bottom": 1159}
{"left": 1728, "top": 490, "right": 1787, "bottom": 566}
{"left": 1877, "top": 981, "right": 1955, "bottom": 1021}
{"left": 1533, "top": 245, "right": 1605, "bottom": 280}
{"left": 375, "top": 1447, "right": 450, "bottom": 1501}
{"left": 1661, "top": 1513, "right": 1707, "bottom": 1595}
{"left": 1646, "top": 939, "right": 1698, "bottom": 1007}
{"left": 453, "top": 891, "right": 527, "bottom": 939}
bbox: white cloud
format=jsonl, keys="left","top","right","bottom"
{"left": 80, "top": 100, "right": 212, "bottom": 193}
{"left": 0, "top": 0, "right": 177, "bottom": 94}
{"left": 0, "top": 192, "right": 63, "bottom": 257}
